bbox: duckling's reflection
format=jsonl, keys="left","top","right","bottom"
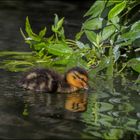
{"left": 64, "top": 92, "right": 88, "bottom": 112}
{"left": 22, "top": 91, "right": 88, "bottom": 114}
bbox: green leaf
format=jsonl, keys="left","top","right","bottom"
{"left": 90, "top": 57, "right": 110, "bottom": 75}
{"left": 83, "top": 18, "right": 103, "bottom": 30}
{"left": 127, "top": 58, "right": 140, "bottom": 73}
{"left": 67, "top": 52, "right": 87, "bottom": 68}
{"left": 101, "top": 25, "right": 116, "bottom": 41}
{"left": 34, "top": 42, "right": 47, "bottom": 51}
{"left": 25, "top": 17, "right": 40, "bottom": 41}
{"left": 108, "top": 1, "right": 126, "bottom": 20}
{"left": 75, "top": 30, "right": 84, "bottom": 40}
{"left": 38, "top": 48, "right": 46, "bottom": 57}
{"left": 47, "top": 43, "right": 73, "bottom": 56}
{"left": 131, "top": 20, "right": 140, "bottom": 31}
{"left": 54, "top": 14, "right": 59, "bottom": 26}
{"left": 20, "top": 28, "right": 27, "bottom": 40}
{"left": 56, "top": 18, "right": 64, "bottom": 30}
{"left": 76, "top": 41, "right": 86, "bottom": 49}
{"left": 113, "top": 45, "right": 120, "bottom": 62}
{"left": 39, "top": 27, "right": 47, "bottom": 38}
{"left": 106, "top": 1, "right": 116, "bottom": 7}
{"left": 110, "top": 16, "right": 120, "bottom": 27}
{"left": 0, "top": 60, "right": 34, "bottom": 72}
{"left": 58, "top": 27, "right": 65, "bottom": 39}
{"left": 0, "top": 51, "right": 32, "bottom": 57}
{"left": 53, "top": 56, "right": 70, "bottom": 65}
{"left": 120, "top": 31, "right": 140, "bottom": 42}
{"left": 117, "top": 39, "right": 134, "bottom": 47}
{"left": 85, "top": 30, "right": 96, "bottom": 43}
{"left": 84, "top": 1, "right": 105, "bottom": 17}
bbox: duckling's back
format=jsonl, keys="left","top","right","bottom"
{"left": 19, "top": 68, "right": 60, "bottom": 92}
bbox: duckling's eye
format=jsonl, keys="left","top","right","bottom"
{"left": 81, "top": 78, "right": 84, "bottom": 81}
{"left": 73, "top": 76, "right": 77, "bottom": 79}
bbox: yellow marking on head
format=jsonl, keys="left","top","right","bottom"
{"left": 66, "top": 71, "right": 88, "bottom": 90}
{"left": 26, "top": 72, "right": 37, "bottom": 80}
{"left": 74, "top": 71, "right": 88, "bottom": 82}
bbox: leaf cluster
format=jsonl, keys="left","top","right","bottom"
{"left": 0, "top": 0, "right": 140, "bottom": 78}
{"left": 79, "top": 0, "right": 140, "bottom": 76}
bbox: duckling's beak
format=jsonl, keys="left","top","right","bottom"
{"left": 83, "top": 84, "right": 89, "bottom": 90}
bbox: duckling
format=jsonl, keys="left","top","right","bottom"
{"left": 19, "top": 67, "right": 89, "bottom": 93}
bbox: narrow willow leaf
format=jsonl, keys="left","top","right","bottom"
{"left": 34, "top": 42, "right": 47, "bottom": 51}
{"left": 0, "top": 51, "right": 32, "bottom": 57}
{"left": 56, "top": 18, "right": 64, "bottom": 30}
{"left": 113, "top": 45, "right": 120, "bottom": 62}
{"left": 117, "top": 39, "right": 133, "bottom": 47}
{"left": 90, "top": 57, "right": 110, "bottom": 75}
{"left": 39, "top": 27, "right": 47, "bottom": 38}
{"left": 127, "top": 58, "right": 140, "bottom": 73}
{"left": 84, "top": 1, "right": 105, "bottom": 17}
{"left": 53, "top": 56, "right": 70, "bottom": 65}
{"left": 51, "top": 25, "right": 57, "bottom": 33}
{"left": 83, "top": 18, "right": 103, "bottom": 30}
{"left": 1, "top": 60, "right": 34, "bottom": 72}
{"left": 25, "top": 17, "right": 40, "bottom": 41}
{"left": 85, "top": 30, "right": 96, "bottom": 43}
{"left": 76, "top": 41, "right": 86, "bottom": 49}
{"left": 108, "top": 1, "right": 126, "bottom": 20}
{"left": 106, "top": 1, "right": 116, "bottom": 7}
{"left": 20, "top": 28, "right": 27, "bottom": 40}
{"left": 120, "top": 31, "right": 140, "bottom": 41}
{"left": 110, "top": 16, "right": 120, "bottom": 25}
{"left": 38, "top": 48, "right": 46, "bottom": 57}
{"left": 67, "top": 53, "right": 87, "bottom": 68}
{"left": 131, "top": 20, "right": 140, "bottom": 31}
{"left": 58, "top": 27, "right": 65, "bottom": 39}
{"left": 101, "top": 25, "right": 116, "bottom": 41}
{"left": 54, "top": 14, "right": 59, "bottom": 26}
{"left": 47, "top": 43, "right": 73, "bottom": 56}
{"left": 75, "top": 30, "right": 84, "bottom": 40}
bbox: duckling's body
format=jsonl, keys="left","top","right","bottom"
{"left": 19, "top": 67, "right": 88, "bottom": 93}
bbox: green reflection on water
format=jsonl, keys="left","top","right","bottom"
{"left": 82, "top": 75, "right": 140, "bottom": 139}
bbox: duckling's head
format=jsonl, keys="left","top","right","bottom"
{"left": 65, "top": 67, "right": 89, "bottom": 90}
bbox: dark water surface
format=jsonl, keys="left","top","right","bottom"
{"left": 0, "top": 0, "right": 140, "bottom": 139}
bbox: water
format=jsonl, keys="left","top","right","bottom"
{"left": 0, "top": 0, "right": 140, "bottom": 139}
{"left": 0, "top": 70, "right": 139, "bottom": 139}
